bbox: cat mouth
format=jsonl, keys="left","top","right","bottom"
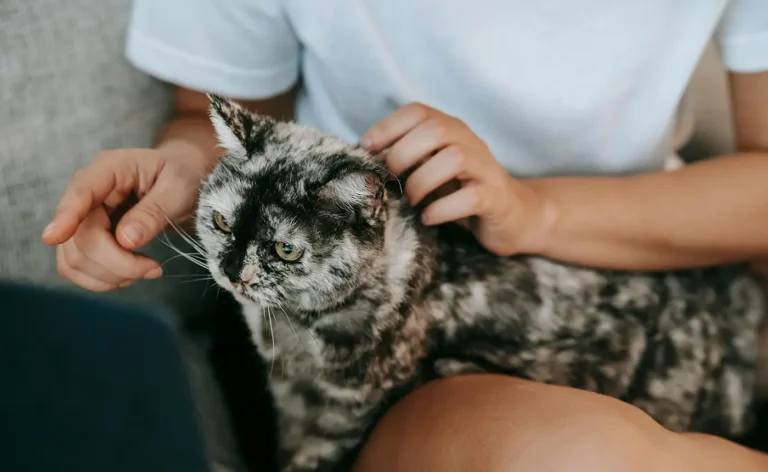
{"left": 230, "top": 284, "right": 280, "bottom": 307}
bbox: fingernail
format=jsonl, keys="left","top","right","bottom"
{"left": 121, "top": 225, "right": 144, "bottom": 248}
{"left": 421, "top": 213, "right": 432, "bottom": 225}
{"left": 144, "top": 267, "right": 163, "bottom": 279}
{"left": 360, "top": 136, "right": 373, "bottom": 150}
{"left": 118, "top": 281, "right": 134, "bottom": 288}
{"left": 42, "top": 222, "right": 55, "bottom": 239}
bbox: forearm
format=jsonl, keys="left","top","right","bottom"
{"left": 525, "top": 153, "right": 768, "bottom": 270}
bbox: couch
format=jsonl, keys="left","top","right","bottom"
{"left": 0, "top": 1, "right": 741, "bottom": 471}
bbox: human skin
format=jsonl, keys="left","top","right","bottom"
{"left": 42, "top": 87, "right": 297, "bottom": 291}
{"left": 44, "top": 72, "right": 768, "bottom": 468}
{"left": 361, "top": 71, "right": 768, "bottom": 272}
{"left": 354, "top": 375, "right": 768, "bottom": 472}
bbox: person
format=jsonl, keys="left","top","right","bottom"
{"left": 42, "top": 0, "right": 768, "bottom": 470}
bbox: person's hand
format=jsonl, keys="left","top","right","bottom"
{"left": 361, "top": 102, "right": 550, "bottom": 256}
{"left": 42, "top": 143, "right": 208, "bottom": 291}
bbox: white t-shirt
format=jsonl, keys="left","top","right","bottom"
{"left": 125, "top": 0, "right": 768, "bottom": 177}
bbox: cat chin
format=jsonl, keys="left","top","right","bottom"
{"left": 217, "top": 281, "right": 334, "bottom": 313}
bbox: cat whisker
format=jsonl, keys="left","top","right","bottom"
{"left": 160, "top": 253, "right": 206, "bottom": 267}
{"left": 179, "top": 277, "right": 217, "bottom": 285}
{"left": 266, "top": 307, "right": 277, "bottom": 385}
{"left": 278, "top": 305, "right": 306, "bottom": 352}
{"left": 156, "top": 274, "right": 216, "bottom": 285}
{"left": 157, "top": 232, "right": 209, "bottom": 270}
{"left": 163, "top": 216, "right": 207, "bottom": 255}
{"left": 287, "top": 306, "right": 321, "bottom": 350}
{"left": 368, "top": 161, "right": 403, "bottom": 195}
{"left": 157, "top": 229, "right": 200, "bottom": 255}
{"left": 201, "top": 279, "right": 213, "bottom": 299}
{"left": 158, "top": 235, "right": 207, "bottom": 261}
{"left": 161, "top": 273, "right": 214, "bottom": 279}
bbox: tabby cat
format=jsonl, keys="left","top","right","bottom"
{"left": 196, "top": 94, "right": 764, "bottom": 472}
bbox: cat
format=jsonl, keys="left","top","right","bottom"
{"left": 195, "top": 94, "right": 765, "bottom": 472}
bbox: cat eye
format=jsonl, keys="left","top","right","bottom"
{"left": 212, "top": 211, "right": 232, "bottom": 233}
{"left": 274, "top": 242, "right": 304, "bottom": 262}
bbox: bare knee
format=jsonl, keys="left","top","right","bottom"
{"left": 354, "top": 375, "right": 673, "bottom": 472}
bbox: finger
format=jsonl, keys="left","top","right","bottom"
{"left": 61, "top": 240, "right": 127, "bottom": 285}
{"left": 43, "top": 171, "right": 116, "bottom": 245}
{"left": 57, "top": 246, "right": 119, "bottom": 292}
{"left": 421, "top": 185, "right": 490, "bottom": 226}
{"left": 404, "top": 145, "right": 478, "bottom": 205}
{"left": 115, "top": 175, "right": 185, "bottom": 250}
{"left": 43, "top": 154, "right": 138, "bottom": 245}
{"left": 384, "top": 118, "right": 468, "bottom": 176}
{"left": 360, "top": 102, "right": 437, "bottom": 153}
{"left": 63, "top": 269, "right": 119, "bottom": 292}
{"left": 103, "top": 188, "right": 133, "bottom": 214}
{"left": 72, "top": 219, "right": 162, "bottom": 280}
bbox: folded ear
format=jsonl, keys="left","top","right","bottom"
{"left": 319, "top": 172, "right": 386, "bottom": 220}
{"left": 207, "top": 93, "right": 275, "bottom": 160}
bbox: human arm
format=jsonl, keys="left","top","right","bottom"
{"left": 518, "top": 71, "right": 768, "bottom": 270}
{"left": 363, "top": 72, "right": 768, "bottom": 271}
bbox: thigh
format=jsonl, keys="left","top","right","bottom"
{"left": 355, "top": 375, "right": 675, "bottom": 472}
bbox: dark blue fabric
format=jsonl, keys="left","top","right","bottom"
{"left": 0, "top": 281, "right": 210, "bottom": 472}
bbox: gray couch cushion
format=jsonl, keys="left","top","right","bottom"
{"left": 0, "top": 2, "right": 246, "bottom": 471}
{"left": 0, "top": 0, "right": 172, "bottom": 285}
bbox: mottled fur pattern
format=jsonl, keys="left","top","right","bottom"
{"left": 197, "top": 95, "right": 765, "bottom": 471}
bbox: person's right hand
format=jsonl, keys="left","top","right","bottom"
{"left": 42, "top": 144, "right": 208, "bottom": 291}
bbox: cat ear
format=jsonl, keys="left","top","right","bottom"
{"left": 319, "top": 172, "right": 386, "bottom": 219}
{"left": 207, "top": 93, "right": 274, "bottom": 160}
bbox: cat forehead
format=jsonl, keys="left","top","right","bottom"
{"left": 272, "top": 123, "right": 354, "bottom": 157}
{"left": 202, "top": 181, "right": 247, "bottom": 216}
{"left": 238, "top": 123, "right": 370, "bottom": 175}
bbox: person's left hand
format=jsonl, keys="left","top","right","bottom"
{"left": 360, "top": 102, "right": 550, "bottom": 256}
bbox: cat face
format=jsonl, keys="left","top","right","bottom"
{"left": 196, "top": 95, "right": 390, "bottom": 314}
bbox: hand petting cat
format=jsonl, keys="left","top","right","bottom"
{"left": 361, "top": 102, "right": 552, "bottom": 257}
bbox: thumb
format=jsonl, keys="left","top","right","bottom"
{"left": 115, "top": 184, "right": 180, "bottom": 250}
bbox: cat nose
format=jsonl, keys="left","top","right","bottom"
{"left": 222, "top": 255, "right": 242, "bottom": 284}
{"left": 224, "top": 261, "right": 258, "bottom": 286}
{"left": 240, "top": 266, "right": 258, "bottom": 283}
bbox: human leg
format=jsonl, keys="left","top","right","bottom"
{"left": 355, "top": 374, "right": 768, "bottom": 472}
{"left": 0, "top": 281, "right": 209, "bottom": 472}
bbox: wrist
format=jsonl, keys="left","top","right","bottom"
{"left": 506, "top": 178, "right": 559, "bottom": 256}
{"left": 156, "top": 113, "right": 221, "bottom": 176}
{"left": 156, "top": 138, "right": 215, "bottom": 177}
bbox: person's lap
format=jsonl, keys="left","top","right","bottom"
{"left": 353, "top": 372, "right": 768, "bottom": 472}
{"left": 4, "top": 282, "right": 767, "bottom": 472}
{"left": 354, "top": 375, "right": 673, "bottom": 472}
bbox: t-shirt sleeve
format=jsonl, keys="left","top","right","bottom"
{"left": 715, "top": 0, "right": 768, "bottom": 73}
{"left": 125, "top": 0, "right": 300, "bottom": 99}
